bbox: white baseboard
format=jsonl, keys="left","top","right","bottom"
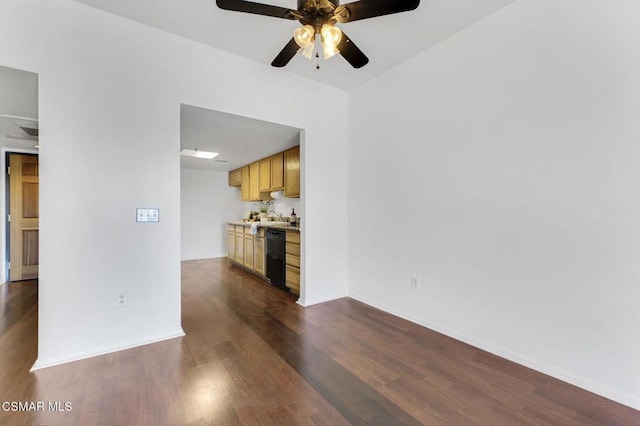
{"left": 349, "top": 293, "right": 640, "bottom": 411}
{"left": 30, "top": 328, "right": 185, "bottom": 371}
{"left": 298, "top": 293, "right": 348, "bottom": 307}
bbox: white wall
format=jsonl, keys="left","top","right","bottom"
{"left": 242, "top": 197, "right": 301, "bottom": 221}
{"left": 0, "top": 0, "right": 349, "bottom": 367}
{"left": 180, "top": 168, "right": 244, "bottom": 260}
{"left": 348, "top": 0, "right": 640, "bottom": 410}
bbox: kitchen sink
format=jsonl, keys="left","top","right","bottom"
{"left": 262, "top": 221, "right": 299, "bottom": 228}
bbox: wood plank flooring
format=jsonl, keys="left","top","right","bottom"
{"left": 0, "top": 258, "right": 639, "bottom": 425}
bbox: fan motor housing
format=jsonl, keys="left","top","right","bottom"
{"left": 297, "top": 0, "right": 341, "bottom": 28}
{"left": 297, "top": 0, "right": 339, "bottom": 9}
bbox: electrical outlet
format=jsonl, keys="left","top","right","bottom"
{"left": 116, "top": 291, "right": 128, "bottom": 308}
{"left": 410, "top": 275, "right": 421, "bottom": 290}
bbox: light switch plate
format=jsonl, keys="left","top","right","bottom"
{"left": 136, "top": 208, "right": 159, "bottom": 223}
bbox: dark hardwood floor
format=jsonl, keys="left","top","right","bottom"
{"left": 1, "top": 258, "right": 639, "bottom": 425}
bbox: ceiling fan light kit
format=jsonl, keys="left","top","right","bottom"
{"left": 300, "top": 41, "right": 315, "bottom": 60}
{"left": 293, "top": 25, "right": 314, "bottom": 48}
{"left": 293, "top": 23, "right": 342, "bottom": 61}
{"left": 320, "top": 24, "right": 342, "bottom": 59}
{"left": 216, "top": 0, "right": 420, "bottom": 69}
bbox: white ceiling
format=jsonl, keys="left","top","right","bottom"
{"left": 72, "top": 0, "right": 517, "bottom": 90}
{"left": 180, "top": 104, "right": 300, "bottom": 172}
{"left": 4, "top": 1, "right": 518, "bottom": 172}
{"left": 0, "top": 65, "right": 39, "bottom": 152}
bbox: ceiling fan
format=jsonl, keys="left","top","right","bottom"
{"left": 216, "top": 0, "right": 420, "bottom": 68}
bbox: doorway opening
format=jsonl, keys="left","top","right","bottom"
{"left": 0, "top": 65, "right": 39, "bottom": 353}
{"left": 179, "top": 104, "right": 305, "bottom": 301}
{"left": 6, "top": 152, "right": 39, "bottom": 282}
{"left": 0, "top": 65, "right": 39, "bottom": 284}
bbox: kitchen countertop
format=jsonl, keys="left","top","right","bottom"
{"left": 228, "top": 221, "right": 300, "bottom": 232}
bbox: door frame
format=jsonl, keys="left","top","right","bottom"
{"left": 2, "top": 148, "right": 38, "bottom": 283}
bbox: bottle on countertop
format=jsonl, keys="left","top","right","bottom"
{"left": 290, "top": 209, "right": 297, "bottom": 227}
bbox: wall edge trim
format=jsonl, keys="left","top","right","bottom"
{"left": 30, "top": 328, "right": 185, "bottom": 371}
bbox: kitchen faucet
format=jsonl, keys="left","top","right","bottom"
{"left": 269, "top": 210, "right": 283, "bottom": 220}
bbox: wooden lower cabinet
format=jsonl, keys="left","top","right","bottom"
{"left": 234, "top": 227, "right": 244, "bottom": 263}
{"left": 285, "top": 264, "right": 300, "bottom": 295}
{"left": 285, "top": 230, "right": 300, "bottom": 295}
{"left": 227, "top": 226, "right": 235, "bottom": 259}
{"left": 228, "top": 225, "right": 266, "bottom": 278}
{"left": 244, "top": 233, "right": 254, "bottom": 268}
{"left": 285, "top": 244, "right": 300, "bottom": 268}
{"left": 254, "top": 231, "right": 265, "bottom": 275}
{"left": 228, "top": 225, "right": 297, "bottom": 296}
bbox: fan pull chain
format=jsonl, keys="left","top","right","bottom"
{"left": 316, "top": 52, "right": 320, "bottom": 69}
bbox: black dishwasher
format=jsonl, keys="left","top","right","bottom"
{"left": 266, "top": 229, "right": 288, "bottom": 291}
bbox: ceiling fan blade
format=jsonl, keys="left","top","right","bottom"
{"left": 337, "top": 32, "right": 369, "bottom": 68}
{"left": 271, "top": 38, "right": 300, "bottom": 67}
{"left": 216, "top": 0, "right": 297, "bottom": 19}
{"left": 334, "top": 0, "right": 420, "bottom": 23}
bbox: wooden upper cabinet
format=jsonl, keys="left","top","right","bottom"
{"left": 284, "top": 146, "right": 300, "bottom": 198}
{"left": 249, "top": 161, "right": 260, "bottom": 200}
{"left": 228, "top": 168, "right": 241, "bottom": 187}
{"left": 232, "top": 147, "right": 297, "bottom": 200}
{"left": 259, "top": 158, "right": 271, "bottom": 192}
{"left": 270, "top": 152, "right": 284, "bottom": 190}
{"left": 258, "top": 153, "right": 284, "bottom": 193}
{"left": 241, "top": 166, "right": 250, "bottom": 201}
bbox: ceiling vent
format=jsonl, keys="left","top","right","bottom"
{"left": 20, "top": 126, "right": 39, "bottom": 137}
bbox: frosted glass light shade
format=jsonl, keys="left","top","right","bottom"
{"left": 299, "top": 42, "right": 315, "bottom": 59}
{"left": 294, "top": 25, "right": 315, "bottom": 48}
{"left": 321, "top": 24, "right": 342, "bottom": 60}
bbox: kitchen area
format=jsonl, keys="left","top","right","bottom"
{"left": 179, "top": 105, "right": 304, "bottom": 297}
{"left": 226, "top": 145, "right": 302, "bottom": 296}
